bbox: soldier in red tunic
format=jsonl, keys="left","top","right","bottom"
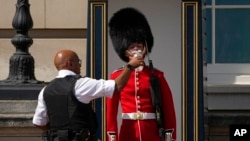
{"left": 106, "top": 8, "right": 176, "bottom": 141}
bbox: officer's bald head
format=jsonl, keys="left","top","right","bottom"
{"left": 54, "top": 50, "right": 79, "bottom": 71}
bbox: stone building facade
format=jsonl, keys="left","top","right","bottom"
{"left": 0, "top": 0, "right": 88, "bottom": 140}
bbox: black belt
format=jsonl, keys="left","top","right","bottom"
{"left": 43, "top": 129, "right": 95, "bottom": 141}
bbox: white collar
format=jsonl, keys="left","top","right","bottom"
{"left": 56, "top": 70, "right": 77, "bottom": 78}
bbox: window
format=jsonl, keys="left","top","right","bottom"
{"left": 205, "top": 0, "right": 250, "bottom": 84}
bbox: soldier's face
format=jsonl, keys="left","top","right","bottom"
{"left": 127, "top": 42, "right": 144, "bottom": 54}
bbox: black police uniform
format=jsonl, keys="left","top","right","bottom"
{"left": 43, "top": 75, "right": 97, "bottom": 141}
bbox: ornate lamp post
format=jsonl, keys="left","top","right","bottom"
{"left": 1, "top": 0, "right": 42, "bottom": 84}
{"left": 0, "top": 0, "right": 44, "bottom": 133}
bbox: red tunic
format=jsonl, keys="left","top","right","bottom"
{"left": 106, "top": 66, "right": 176, "bottom": 141}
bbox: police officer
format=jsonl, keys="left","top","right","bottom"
{"left": 33, "top": 50, "right": 144, "bottom": 141}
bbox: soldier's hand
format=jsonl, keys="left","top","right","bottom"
{"left": 128, "top": 56, "right": 144, "bottom": 69}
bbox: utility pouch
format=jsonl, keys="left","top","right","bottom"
{"left": 77, "top": 129, "right": 89, "bottom": 141}
{"left": 76, "top": 129, "right": 98, "bottom": 141}
{"left": 57, "top": 130, "right": 69, "bottom": 141}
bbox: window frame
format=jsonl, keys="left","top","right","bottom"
{"left": 205, "top": 1, "right": 250, "bottom": 84}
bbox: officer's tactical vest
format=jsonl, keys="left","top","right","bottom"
{"left": 44, "top": 75, "right": 97, "bottom": 133}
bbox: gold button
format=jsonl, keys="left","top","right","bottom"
{"left": 138, "top": 105, "right": 141, "bottom": 110}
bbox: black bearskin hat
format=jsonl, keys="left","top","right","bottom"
{"left": 109, "top": 7, "right": 154, "bottom": 62}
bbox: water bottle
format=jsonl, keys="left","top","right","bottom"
{"left": 133, "top": 50, "right": 143, "bottom": 71}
